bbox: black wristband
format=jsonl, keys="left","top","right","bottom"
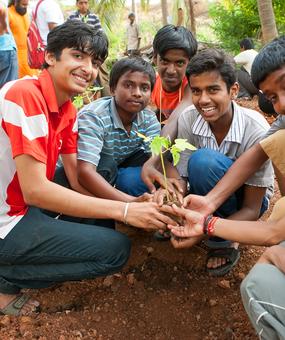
{"left": 203, "top": 214, "right": 213, "bottom": 235}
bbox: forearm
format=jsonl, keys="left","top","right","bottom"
{"left": 206, "top": 144, "right": 268, "bottom": 212}
{"left": 79, "top": 171, "right": 133, "bottom": 202}
{"left": 227, "top": 206, "right": 261, "bottom": 222}
{"left": 212, "top": 218, "right": 284, "bottom": 246}
{"left": 27, "top": 179, "right": 126, "bottom": 221}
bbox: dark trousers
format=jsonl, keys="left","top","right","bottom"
{"left": 0, "top": 199, "right": 131, "bottom": 294}
{"left": 188, "top": 149, "right": 269, "bottom": 247}
{"left": 237, "top": 67, "right": 259, "bottom": 98}
{"left": 97, "top": 150, "right": 150, "bottom": 196}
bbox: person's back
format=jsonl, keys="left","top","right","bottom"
{"left": 234, "top": 37, "right": 258, "bottom": 99}
{"left": 36, "top": 0, "right": 64, "bottom": 46}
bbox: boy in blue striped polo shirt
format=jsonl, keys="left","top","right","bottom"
{"left": 77, "top": 57, "right": 160, "bottom": 202}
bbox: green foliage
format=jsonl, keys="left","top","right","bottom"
{"left": 72, "top": 86, "right": 103, "bottom": 110}
{"left": 150, "top": 136, "right": 196, "bottom": 166}
{"left": 209, "top": 0, "right": 285, "bottom": 53}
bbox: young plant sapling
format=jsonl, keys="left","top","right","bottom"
{"left": 73, "top": 85, "right": 103, "bottom": 110}
{"left": 149, "top": 136, "right": 196, "bottom": 202}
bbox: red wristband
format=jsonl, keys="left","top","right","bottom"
{"left": 207, "top": 216, "right": 219, "bottom": 236}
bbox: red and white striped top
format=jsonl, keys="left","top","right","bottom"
{"left": 0, "top": 70, "right": 78, "bottom": 238}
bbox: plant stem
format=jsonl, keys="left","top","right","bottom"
{"left": 160, "top": 151, "right": 170, "bottom": 201}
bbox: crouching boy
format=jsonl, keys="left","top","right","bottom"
{"left": 77, "top": 57, "right": 160, "bottom": 201}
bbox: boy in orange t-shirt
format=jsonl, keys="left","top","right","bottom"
{"left": 151, "top": 24, "right": 197, "bottom": 122}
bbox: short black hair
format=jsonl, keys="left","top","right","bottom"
{"left": 109, "top": 57, "right": 156, "bottom": 91}
{"left": 239, "top": 38, "right": 254, "bottom": 50}
{"left": 43, "top": 20, "right": 108, "bottom": 68}
{"left": 187, "top": 48, "right": 237, "bottom": 91}
{"left": 251, "top": 36, "right": 285, "bottom": 89}
{"left": 153, "top": 24, "right": 197, "bottom": 60}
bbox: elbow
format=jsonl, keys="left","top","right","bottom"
{"left": 22, "top": 186, "right": 44, "bottom": 207}
{"left": 264, "top": 224, "right": 284, "bottom": 246}
{"left": 266, "top": 234, "right": 284, "bottom": 246}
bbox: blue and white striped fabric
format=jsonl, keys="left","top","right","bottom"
{"left": 68, "top": 11, "right": 102, "bottom": 30}
{"left": 77, "top": 96, "right": 160, "bottom": 166}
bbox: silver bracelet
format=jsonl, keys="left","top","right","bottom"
{"left": 123, "top": 202, "right": 130, "bottom": 225}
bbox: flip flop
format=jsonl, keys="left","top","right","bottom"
{"left": 206, "top": 248, "right": 240, "bottom": 277}
{"left": 0, "top": 294, "right": 40, "bottom": 316}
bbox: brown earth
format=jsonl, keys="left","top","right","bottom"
{"left": 0, "top": 98, "right": 280, "bottom": 340}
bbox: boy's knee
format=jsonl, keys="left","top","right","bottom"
{"left": 188, "top": 149, "right": 223, "bottom": 173}
{"left": 107, "top": 232, "right": 131, "bottom": 269}
{"left": 240, "top": 263, "right": 276, "bottom": 303}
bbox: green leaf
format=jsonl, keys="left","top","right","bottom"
{"left": 173, "top": 139, "right": 197, "bottom": 151}
{"left": 170, "top": 146, "right": 181, "bottom": 166}
{"left": 150, "top": 136, "right": 171, "bottom": 156}
{"left": 73, "top": 95, "right": 84, "bottom": 110}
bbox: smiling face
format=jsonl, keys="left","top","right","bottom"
{"left": 45, "top": 47, "right": 101, "bottom": 106}
{"left": 154, "top": 49, "right": 189, "bottom": 93}
{"left": 111, "top": 70, "right": 152, "bottom": 119}
{"left": 259, "top": 65, "right": 285, "bottom": 116}
{"left": 189, "top": 70, "right": 238, "bottom": 124}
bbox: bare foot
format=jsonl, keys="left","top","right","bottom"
{"left": 0, "top": 293, "right": 40, "bottom": 315}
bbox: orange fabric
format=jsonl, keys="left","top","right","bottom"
{"left": 8, "top": 5, "right": 38, "bottom": 78}
{"left": 151, "top": 74, "right": 188, "bottom": 120}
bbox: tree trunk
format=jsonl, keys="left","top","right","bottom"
{"left": 161, "top": 0, "right": 168, "bottom": 26}
{"left": 185, "top": 0, "right": 196, "bottom": 36}
{"left": 257, "top": 0, "right": 278, "bottom": 43}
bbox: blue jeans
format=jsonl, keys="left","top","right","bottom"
{"left": 98, "top": 150, "right": 149, "bottom": 197}
{"left": 0, "top": 207, "right": 131, "bottom": 294}
{"left": 0, "top": 49, "right": 18, "bottom": 88}
{"left": 188, "top": 149, "right": 269, "bottom": 247}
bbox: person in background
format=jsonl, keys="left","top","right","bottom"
{"left": 68, "top": 0, "right": 101, "bottom": 30}
{"left": 234, "top": 37, "right": 259, "bottom": 99}
{"left": 68, "top": 0, "right": 110, "bottom": 97}
{"left": 141, "top": 25, "right": 197, "bottom": 196}
{"left": 125, "top": 12, "right": 141, "bottom": 57}
{"left": 0, "top": 0, "right": 18, "bottom": 87}
{"left": 36, "top": 0, "right": 64, "bottom": 47}
{"left": 8, "top": 0, "right": 38, "bottom": 77}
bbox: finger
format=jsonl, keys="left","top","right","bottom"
{"left": 143, "top": 177, "right": 157, "bottom": 194}
{"left": 172, "top": 204, "right": 187, "bottom": 218}
{"left": 143, "top": 193, "right": 154, "bottom": 202}
{"left": 183, "top": 194, "right": 191, "bottom": 208}
{"left": 169, "top": 179, "right": 184, "bottom": 193}
{"left": 170, "top": 237, "right": 190, "bottom": 249}
{"left": 157, "top": 212, "right": 179, "bottom": 227}
{"left": 159, "top": 205, "right": 176, "bottom": 215}
{"left": 176, "top": 191, "right": 184, "bottom": 205}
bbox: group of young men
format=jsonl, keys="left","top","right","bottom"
{"left": 0, "top": 15, "right": 284, "bottom": 339}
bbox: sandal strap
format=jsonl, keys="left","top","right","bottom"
{"left": 0, "top": 294, "right": 30, "bottom": 316}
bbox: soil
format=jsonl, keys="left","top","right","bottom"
{"left": 0, "top": 98, "right": 280, "bottom": 340}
